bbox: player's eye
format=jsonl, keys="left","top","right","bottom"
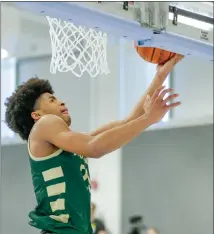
{"left": 49, "top": 97, "right": 55, "bottom": 102}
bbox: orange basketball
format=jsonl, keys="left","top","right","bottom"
{"left": 134, "top": 44, "right": 176, "bottom": 64}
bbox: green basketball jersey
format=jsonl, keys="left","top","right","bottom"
{"left": 28, "top": 143, "right": 92, "bottom": 234}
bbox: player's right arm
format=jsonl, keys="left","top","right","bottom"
{"left": 39, "top": 87, "right": 180, "bottom": 158}
{"left": 38, "top": 113, "right": 151, "bottom": 158}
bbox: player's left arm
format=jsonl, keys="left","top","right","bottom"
{"left": 90, "top": 120, "right": 127, "bottom": 136}
{"left": 127, "top": 54, "right": 183, "bottom": 121}
{"left": 90, "top": 54, "right": 183, "bottom": 136}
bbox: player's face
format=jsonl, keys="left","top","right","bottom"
{"left": 32, "top": 92, "right": 71, "bottom": 126}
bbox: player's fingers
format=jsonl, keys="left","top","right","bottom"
{"left": 174, "top": 54, "right": 184, "bottom": 60}
{"left": 161, "top": 54, "right": 184, "bottom": 69}
{"left": 151, "top": 86, "right": 165, "bottom": 100}
{"left": 158, "top": 88, "right": 174, "bottom": 100}
{"left": 165, "top": 101, "right": 181, "bottom": 109}
{"left": 162, "top": 93, "right": 179, "bottom": 106}
{"left": 170, "top": 54, "right": 184, "bottom": 64}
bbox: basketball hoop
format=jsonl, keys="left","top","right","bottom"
{"left": 46, "top": 16, "right": 110, "bottom": 78}
{"left": 133, "top": 2, "right": 169, "bottom": 31}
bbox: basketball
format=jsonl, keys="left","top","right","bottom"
{"left": 134, "top": 43, "right": 176, "bottom": 65}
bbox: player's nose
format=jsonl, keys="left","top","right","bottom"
{"left": 59, "top": 100, "right": 65, "bottom": 106}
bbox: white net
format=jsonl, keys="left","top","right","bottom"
{"left": 46, "top": 16, "right": 110, "bottom": 78}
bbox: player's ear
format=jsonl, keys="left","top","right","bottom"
{"left": 31, "top": 111, "right": 41, "bottom": 121}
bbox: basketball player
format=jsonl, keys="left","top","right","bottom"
{"left": 5, "top": 54, "right": 183, "bottom": 234}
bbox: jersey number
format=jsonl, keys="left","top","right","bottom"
{"left": 80, "top": 164, "right": 91, "bottom": 189}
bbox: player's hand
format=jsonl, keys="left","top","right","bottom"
{"left": 143, "top": 86, "right": 181, "bottom": 124}
{"left": 156, "top": 54, "right": 184, "bottom": 77}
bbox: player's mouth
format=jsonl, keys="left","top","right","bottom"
{"left": 61, "top": 108, "right": 69, "bottom": 115}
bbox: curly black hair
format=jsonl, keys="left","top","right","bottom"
{"left": 5, "top": 78, "right": 54, "bottom": 140}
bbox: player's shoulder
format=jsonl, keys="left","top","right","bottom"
{"left": 34, "top": 114, "right": 69, "bottom": 132}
